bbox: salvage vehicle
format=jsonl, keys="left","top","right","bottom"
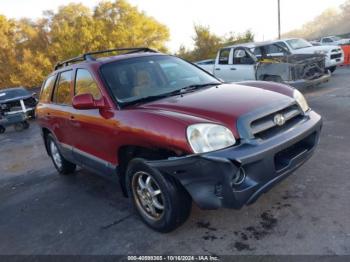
{"left": 0, "top": 87, "right": 38, "bottom": 118}
{"left": 196, "top": 42, "right": 330, "bottom": 88}
{"left": 0, "top": 109, "right": 29, "bottom": 134}
{"left": 36, "top": 48, "right": 322, "bottom": 232}
{"left": 267, "top": 38, "right": 344, "bottom": 73}
{"left": 319, "top": 36, "right": 350, "bottom": 46}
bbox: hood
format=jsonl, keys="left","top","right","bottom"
{"left": 296, "top": 45, "right": 339, "bottom": 53}
{"left": 0, "top": 94, "right": 33, "bottom": 104}
{"left": 334, "top": 38, "right": 350, "bottom": 44}
{"left": 136, "top": 83, "right": 293, "bottom": 136}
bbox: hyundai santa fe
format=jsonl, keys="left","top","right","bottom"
{"left": 36, "top": 48, "right": 322, "bottom": 232}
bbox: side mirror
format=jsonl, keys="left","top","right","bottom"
{"left": 72, "top": 94, "right": 104, "bottom": 110}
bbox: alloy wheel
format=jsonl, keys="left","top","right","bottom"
{"left": 132, "top": 171, "right": 165, "bottom": 221}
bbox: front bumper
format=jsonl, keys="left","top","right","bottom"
{"left": 285, "top": 72, "right": 331, "bottom": 89}
{"left": 325, "top": 56, "right": 344, "bottom": 68}
{"left": 146, "top": 111, "right": 322, "bottom": 209}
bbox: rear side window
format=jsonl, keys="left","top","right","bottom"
{"left": 75, "top": 69, "right": 101, "bottom": 99}
{"left": 53, "top": 71, "right": 72, "bottom": 105}
{"left": 40, "top": 75, "right": 56, "bottom": 102}
{"left": 219, "top": 49, "right": 231, "bottom": 65}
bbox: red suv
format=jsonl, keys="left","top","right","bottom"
{"left": 36, "top": 48, "right": 322, "bottom": 232}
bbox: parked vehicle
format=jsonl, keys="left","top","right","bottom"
{"left": 0, "top": 87, "right": 38, "bottom": 119}
{"left": 267, "top": 38, "right": 344, "bottom": 73}
{"left": 0, "top": 108, "right": 29, "bottom": 134}
{"left": 37, "top": 48, "right": 322, "bottom": 232}
{"left": 196, "top": 42, "right": 330, "bottom": 88}
{"left": 319, "top": 36, "right": 350, "bottom": 46}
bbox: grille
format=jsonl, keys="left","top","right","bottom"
{"left": 250, "top": 104, "right": 304, "bottom": 140}
{"left": 330, "top": 53, "right": 342, "bottom": 60}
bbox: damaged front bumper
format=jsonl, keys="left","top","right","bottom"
{"left": 286, "top": 72, "right": 331, "bottom": 89}
{"left": 146, "top": 111, "right": 322, "bottom": 210}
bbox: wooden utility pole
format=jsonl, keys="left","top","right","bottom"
{"left": 278, "top": 0, "right": 281, "bottom": 39}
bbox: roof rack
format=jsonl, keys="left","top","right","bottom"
{"left": 54, "top": 47, "right": 158, "bottom": 70}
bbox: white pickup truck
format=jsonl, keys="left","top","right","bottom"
{"left": 266, "top": 38, "right": 343, "bottom": 73}
{"left": 195, "top": 41, "right": 331, "bottom": 88}
{"left": 319, "top": 36, "right": 350, "bottom": 46}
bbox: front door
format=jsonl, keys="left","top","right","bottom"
{"left": 69, "top": 68, "right": 116, "bottom": 177}
{"left": 230, "top": 48, "right": 256, "bottom": 81}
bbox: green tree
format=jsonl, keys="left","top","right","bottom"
{"left": 0, "top": 0, "right": 170, "bottom": 89}
{"left": 176, "top": 25, "right": 254, "bottom": 62}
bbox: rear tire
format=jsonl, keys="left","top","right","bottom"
{"left": 126, "top": 158, "right": 192, "bottom": 233}
{"left": 0, "top": 125, "right": 5, "bottom": 134}
{"left": 46, "top": 134, "right": 76, "bottom": 175}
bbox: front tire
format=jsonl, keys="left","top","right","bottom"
{"left": 46, "top": 134, "right": 76, "bottom": 175}
{"left": 328, "top": 66, "right": 336, "bottom": 73}
{"left": 126, "top": 159, "right": 192, "bottom": 233}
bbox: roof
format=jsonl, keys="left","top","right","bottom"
{"left": 223, "top": 38, "right": 301, "bottom": 49}
{"left": 53, "top": 48, "right": 162, "bottom": 72}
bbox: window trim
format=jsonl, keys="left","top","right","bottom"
{"left": 40, "top": 74, "right": 58, "bottom": 103}
{"left": 51, "top": 69, "right": 73, "bottom": 106}
{"left": 74, "top": 68, "right": 102, "bottom": 100}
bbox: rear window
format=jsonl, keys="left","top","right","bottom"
{"left": 219, "top": 49, "right": 231, "bottom": 65}
{"left": 40, "top": 75, "right": 56, "bottom": 102}
{"left": 52, "top": 71, "right": 72, "bottom": 105}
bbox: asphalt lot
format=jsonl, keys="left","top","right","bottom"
{"left": 0, "top": 67, "right": 350, "bottom": 255}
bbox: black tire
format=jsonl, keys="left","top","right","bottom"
{"left": 328, "top": 66, "right": 336, "bottom": 73}
{"left": 46, "top": 134, "right": 76, "bottom": 175}
{"left": 264, "top": 75, "right": 283, "bottom": 83}
{"left": 126, "top": 158, "right": 192, "bottom": 233}
{"left": 23, "top": 121, "right": 30, "bottom": 129}
{"left": 0, "top": 125, "right": 5, "bottom": 134}
{"left": 14, "top": 122, "right": 25, "bottom": 131}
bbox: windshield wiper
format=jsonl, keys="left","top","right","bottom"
{"left": 121, "top": 82, "right": 221, "bottom": 107}
{"left": 169, "top": 82, "right": 221, "bottom": 95}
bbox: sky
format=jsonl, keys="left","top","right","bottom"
{"left": 0, "top": 0, "right": 346, "bottom": 51}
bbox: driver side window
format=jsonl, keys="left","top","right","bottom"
{"left": 75, "top": 69, "right": 102, "bottom": 100}
{"left": 233, "top": 49, "right": 254, "bottom": 65}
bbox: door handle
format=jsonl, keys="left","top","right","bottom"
{"left": 215, "top": 68, "right": 221, "bottom": 71}
{"left": 230, "top": 68, "right": 237, "bottom": 70}
{"left": 70, "top": 115, "right": 75, "bottom": 120}
{"left": 47, "top": 112, "right": 50, "bottom": 116}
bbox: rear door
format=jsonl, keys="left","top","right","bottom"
{"left": 214, "top": 48, "right": 236, "bottom": 81}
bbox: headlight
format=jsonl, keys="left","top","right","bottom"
{"left": 293, "top": 89, "right": 309, "bottom": 113}
{"left": 187, "top": 124, "right": 236, "bottom": 153}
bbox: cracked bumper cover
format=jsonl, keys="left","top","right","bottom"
{"left": 146, "top": 110, "right": 322, "bottom": 210}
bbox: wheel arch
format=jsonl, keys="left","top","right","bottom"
{"left": 117, "top": 145, "right": 181, "bottom": 197}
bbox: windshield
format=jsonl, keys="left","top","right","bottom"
{"left": 100, "top": 55, "right": 220, "bottom": 104}
{"left": 286, "top": 39, "right": 312, "bottom": 50}
{"left": 0, "top": 88, "right": 30, "bottom": 101}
